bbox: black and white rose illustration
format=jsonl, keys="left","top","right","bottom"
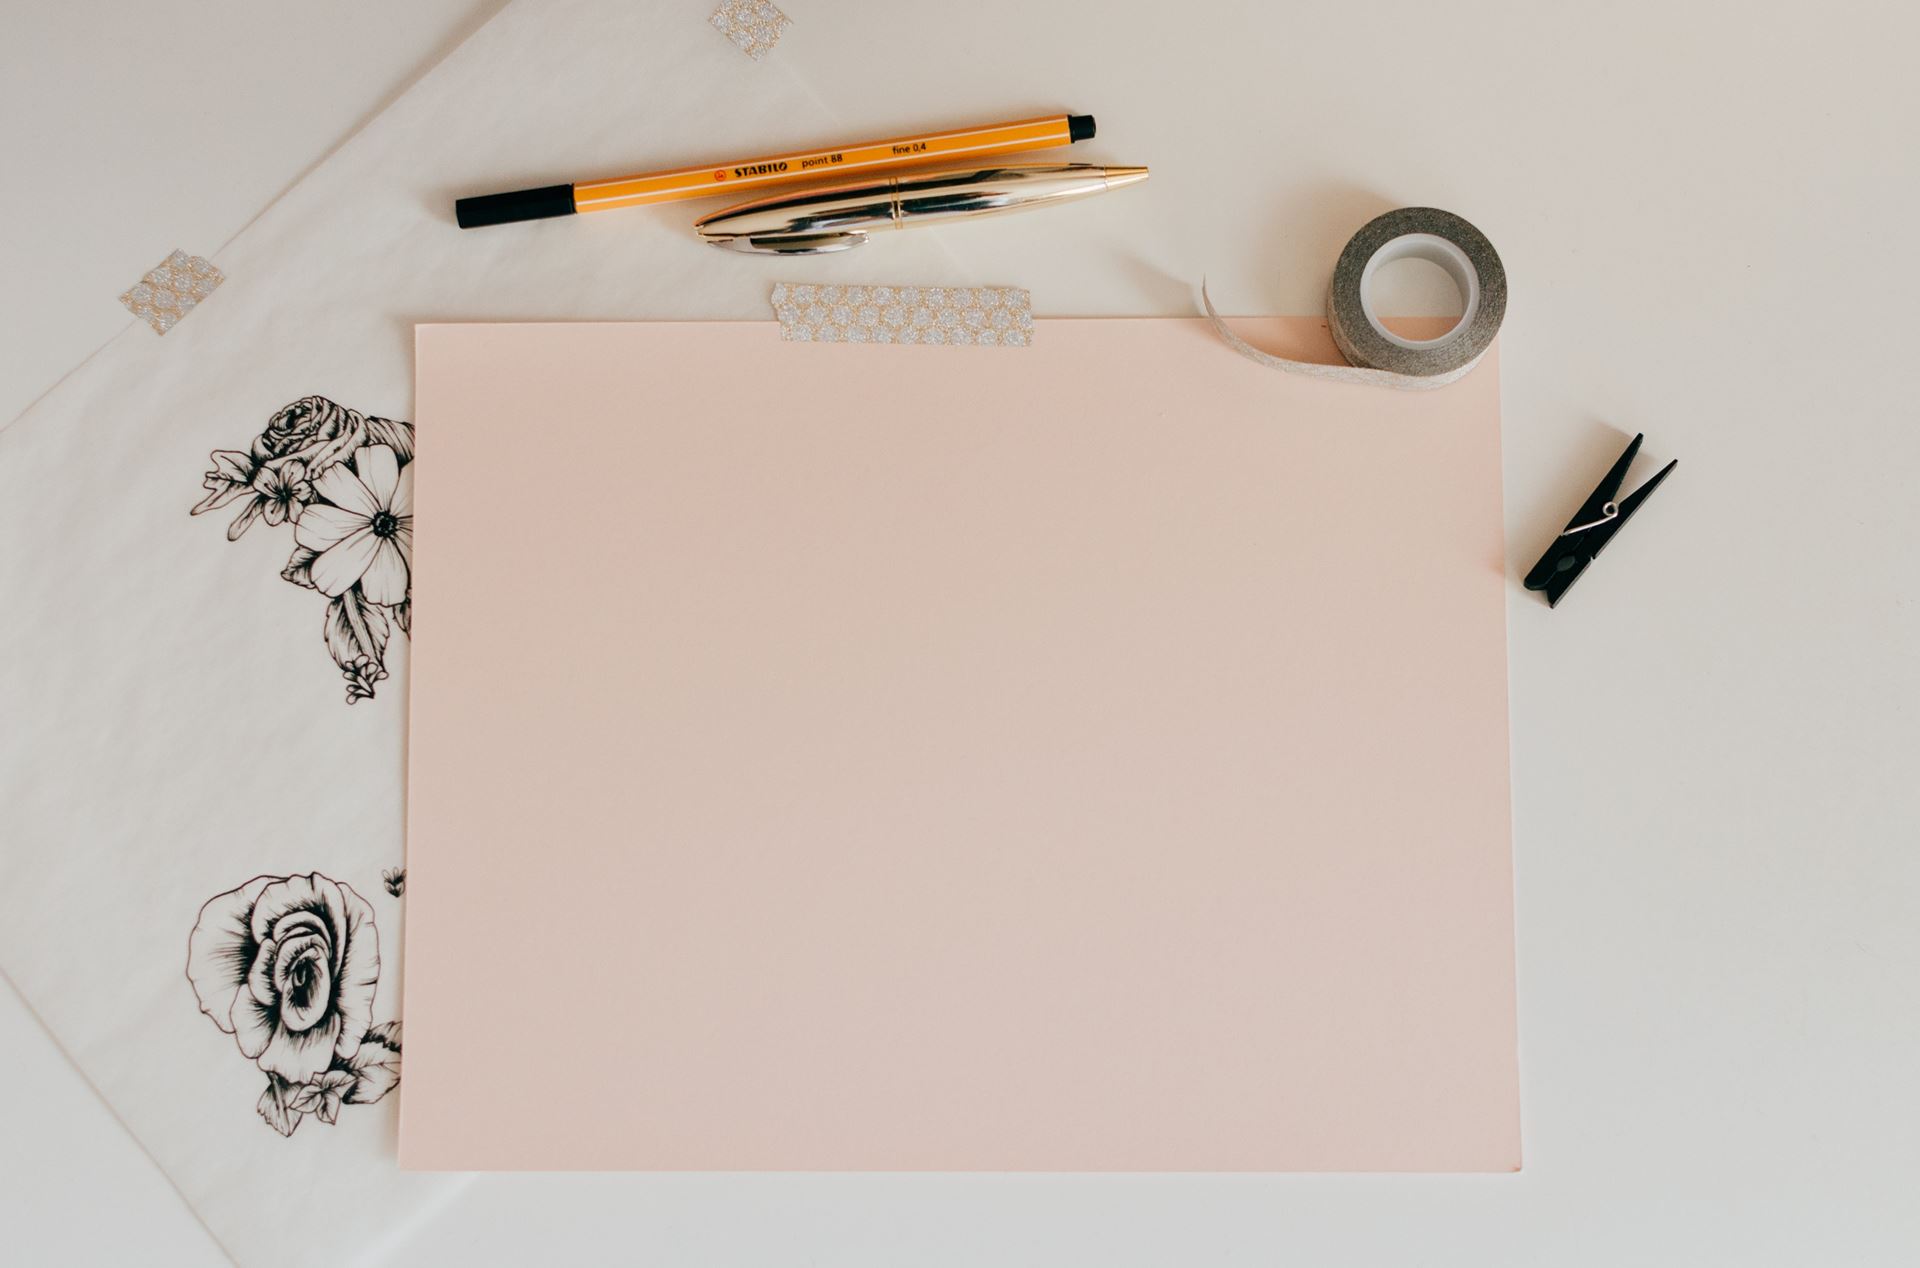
{"left": 186, "top": 873, "right": 401, "bottom": 1136}
{"left": 191, "top": 397, "right": 415, "bottom": 703}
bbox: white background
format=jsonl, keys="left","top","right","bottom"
{"left": 4, "top": 1, "right": 1917, "bottom": 1265}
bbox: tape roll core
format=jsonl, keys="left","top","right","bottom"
{"left": 1358, "top": 233, "right": 1480, "bottom": 350}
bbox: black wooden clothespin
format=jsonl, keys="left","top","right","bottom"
{"left": 1524, "top": 433, "right": 1676, "bottom": 607}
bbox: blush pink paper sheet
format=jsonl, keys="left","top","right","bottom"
{"left": 401, "top": 318, "right": 1518, "bottom": 1172}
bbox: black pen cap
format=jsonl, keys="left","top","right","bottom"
{"left": 455, "top": 184, "right": 578, "bottom": 229}
{"left": 1068, "top": 114, "right": 1096, "bottom": 141}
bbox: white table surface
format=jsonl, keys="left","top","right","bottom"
{"left": 5, "top": 2, "right": 1917, "bottom": 1265}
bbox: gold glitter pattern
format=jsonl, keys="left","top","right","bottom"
{"left": 120, "top": 250, "right": 223, "bottom": 335}
{"left": 772, "top": 283, "right": 1034, "bottom": 346}
{"left": 709, "top": 0, "right": 791, "bottom": 60}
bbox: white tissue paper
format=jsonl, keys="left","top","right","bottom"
{"left": 0, "top": 0, "right": 971, "bottom": 1263}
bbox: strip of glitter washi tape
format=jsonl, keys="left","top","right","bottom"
{"left": 120, "top": 250, "right": 224, "bottom": 335}
{"left": 710, "top": 0, "right": 791, "bottom": 60}
{"left": 771, "top": 283, "right": 1033, "bottom": 346}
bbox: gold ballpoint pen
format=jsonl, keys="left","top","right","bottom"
{"left": 692, "top": 163, "right": 1149, "bottom": 254}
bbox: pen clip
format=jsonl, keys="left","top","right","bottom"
{"left": 708, "top": 231, "right": 869, "bottom": 255}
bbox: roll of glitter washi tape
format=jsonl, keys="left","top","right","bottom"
{"left": 1202, "top": 206, "right": 1507, "bottom": 389}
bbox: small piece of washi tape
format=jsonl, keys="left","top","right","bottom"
{"left": 772, "top": 283, "right": 1033, "bottom": 346}
{"left": 710, "top": 0, "right": 791, "bottom": 59}
{"left": 1202, "top": 206, "right": 1506, "bottom": 390}
{"left": 120, "top": 250, "right": 223, "bottom": 335}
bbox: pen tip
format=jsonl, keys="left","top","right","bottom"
{"left": 1102, "top": 166, "right": 1150, "bottom": 190}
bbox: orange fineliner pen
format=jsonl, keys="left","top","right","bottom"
{"left": 454, "top": 113, "right": 1095, "bottom": 228}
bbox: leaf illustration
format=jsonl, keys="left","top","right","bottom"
{"left": 190, "top": 450, "right": 258, "bottom": 516}
{"left": 257, "top": 1075, "right": 303, "bottom": 1137}
{"left": 288, "top": 1070, "right": 353, "bottom": 1124}
{"left": 364, "top": 415, "right": 415, "bottom": 465}
{"left": 224, "top": 498, "right": 267, "bottom": 541}
{"left": 347, "top": 1062, "right": 399, "bottom": 1107}
{"left": 344, "top": 1021, "right": 402, "bottom": 1105}
{"left": 281, "top": 547, "right": 319, "bottom": 589}
{"left": 391, "top": 599, "right": 411, "bottom": 635}
{"left": 323, "top": 587, "right": 391, "bottom": 675}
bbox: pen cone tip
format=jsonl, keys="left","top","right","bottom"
{"left": 1103, "top": 166, "right": 1150, "bottom": 189}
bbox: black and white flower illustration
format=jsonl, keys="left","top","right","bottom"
{"left": 191, "top": 396, "right": 415, "bottom": 703}
{"left": 185, "top": 873, "right": 402, "bottom": 1136}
